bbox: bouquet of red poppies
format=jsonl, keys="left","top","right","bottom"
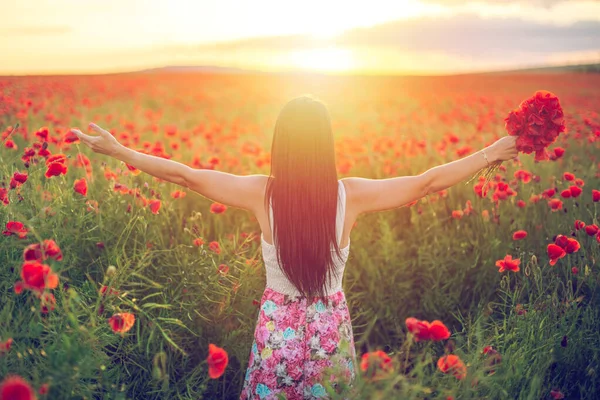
{"left": 505, "top": 90, "right": 565, "bottom": 160}
{"left": 472, "top": 90, "right": 566, "bottom": 183}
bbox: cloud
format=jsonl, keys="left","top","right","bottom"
{"left": 196, "top": 14, "right": 600, "bottom": 57}
{"left": 337, "top": 14, "right": 600, "bottom": 54}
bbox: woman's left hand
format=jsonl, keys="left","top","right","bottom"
{"left": 70, "top": 123, "right": 124, "bottom": 157}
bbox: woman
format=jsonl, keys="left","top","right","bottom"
{"left": 71, "top": 95, "right": 517, "bottom": 399}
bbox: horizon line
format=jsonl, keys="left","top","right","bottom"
{"left": 2, "top": 61, "right": 600, "bottom": 78}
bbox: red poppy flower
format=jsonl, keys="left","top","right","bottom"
{"left": 108, "top": 312, "right": 135, "bottom": 334}
{"left": 405, "top": 317, "right": 430, "bottom": 340}
{"left": 0, "top": 337, "right": 13, "bottom": 354}
{"left": 45, "top": 161, "right": 67, "bottom": 178}
{"left": 548, "top": 198, "right": 563, "bottom": 212}
{"left": 463, "top": 200, "right": 473, "bottom": 215}
{"left": 585, "top": 224, "right": 599, "bottom": 236}
{"left": 38, "top": 383, "right": 49, "bottom": 396}
{"left": 451, "top": 210, "right": 463, "bottom": 219}
{"left": 547, "top": 244, "right": 566, "bottom": 266}
{"left": 3, "top": 221, "right": 28, "bottom": 238}
{"left": 560, "top": 189, "right": 571, "bottom": 199}
{"left": 207, "top": 343, "right": 229, "bottom": 379}
{"left": 574, "top": 220, "right": 586, "bottom": 230}
{"left": 550, "top": 389, "right": 565, "bottom": 400}
{"left": 218, "top": 264, "right": 229, "bottom": 276}
{"left": 565, "top": 238, "right": 580, "bottom": 254}
{"left": 514, "top": 170, "right": 532, "bottom": 183}
{"left": 0, "top": 375, "right": 36, "bottom": 400}
{"left": 36, "top": 126, "right": 49, "bottom": 141}
{"left": 14, "top": 282, "right": 24, "bottom": 295}
{"left": 553, "top": 147, "right": 565, "bottom": 158}
{"left": 563, "top": 172, "right": 575, "bottom": 181}
{"left": 428, "top": 320, "right": 451, "bottom": 341}
{"left": 210, "top": 202, "right": 227, "bottom": 214}
{"left": 512, "top": 230, "right": 527, "bottom": 240}
{"left": 10, "top": 171, "right": 28, "bottom": 188}
{"left": 555, "top": 235, "right": 569, "bottom": 248}
{"left": 516, "top": 200, "right": 526, "bottom": 208}
{"left": 593, "top": 190, "right": 600, "bottom": 202}
{"left": 405, "top": 317, "right": 451, "bottom": 341}
{"left": 437, "top": 354, "right": 467, "bottom": 380}
{"left": 569, "top": 185, "right": 582, "bottom": 198}
{"left": 0, "top": 188, "right": 9, "bottom": 206}
{"left": 148, "top": 199, "right": 161, "bottom": 214}
{"left": 209, "top": 241, "right": 221, "bottom": 254}
{"left": 572, "top": 267, "right": 579, "bottom": 274}
{"left": 73, "top": 178, "right": 88, "bottom": 196}
{"left": 193, "top": 238, "right": 204, "bottom": 247}
{"left": 23, "top": 240, "right": 63, "bottom": 262}
{"left": 360, "top": 350, "right": 393, "bottom": 379}
{"left": 171, "top": 190, "right": 186, "bottom": 199}
{"left": 20, "top": 261, "right": 59, "bottom": 292}
{"left": 125, "top": 163, "right": 141, "bottom": 176}
{"left": 495, "top": 255, "right": 520, "bottom": 273}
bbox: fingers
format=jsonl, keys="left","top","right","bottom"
{"left": 89, "top": 122, "right": 110, "bottom": 137}
{"left": 69, "top": 128, "right": 96, "bottom": 145}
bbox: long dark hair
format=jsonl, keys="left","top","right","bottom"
{"left": 264, "top": 95, "right": 344, "bottom": 303}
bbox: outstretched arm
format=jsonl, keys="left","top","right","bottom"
{"left": 70, "top": 123, "right": 264, "bottom": 211}
{"left": 344, "top": 136, "right": 518, "bottom": 215}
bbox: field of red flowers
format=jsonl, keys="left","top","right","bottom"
{"left": 1, "top": 71, "right": 600, "bottom": 399}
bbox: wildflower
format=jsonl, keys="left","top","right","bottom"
{"left": 73, "top": 178, "right": 88, "bottom": 196}
{"left": 495, "top": 255, "right": 520, "bottom": 273}
{"left": 437, "top": 355, "right": 467, "bottom": 380}
{"left": 548, "top": 198, "right": 563, "bottom": 211}
{"left": 3, "top": 221, "right": 28, "bottom": 238}
{"left": 360, "top": 350, "right": 393, "bottom": 380}
{"left": 209, "top": 241, "right": 221, "bottom": 254}
{"left": 512, "top": 230, "right": 527, "bottom": 240}
{"left": 108, "top": 312, "right": 135, "bottom": 334}
{"left": 0, "top": 375, "right": 36, "bottom": 400}
{"left": 19, "top": 261, "right": 59, "bottom": 292}
{"left": 23, "top": 240, "right": 63, "bottom": 262}
{"left": 207, "top": 343, "right": 229, "bottom": 379}
{"left": 406, "top": 317, "right": 451, "bottom": 341}
{"left": 148, "top": 199, "right": 161, "bottom": 214}
{"left": 210, "top": 202, "right": 227, "bottom": 214}
{"left": 585, "top": 224, "right": 599, "bottom": 236}
{"left": 547, "top": 244, "right": 566, "bottom": 266}
{"left": 451, "top": 210, "right": 463, "bottom": 219}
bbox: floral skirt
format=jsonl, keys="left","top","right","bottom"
{"left": 240, "top": 287, "right": 357, "bottom": 400}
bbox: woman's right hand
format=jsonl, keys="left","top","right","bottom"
{"left": 487, "top": 136, "right": 518, "bottom": 162}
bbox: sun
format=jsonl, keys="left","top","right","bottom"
{"left": 287, "top": 47, "right": 355, "bottom": 72}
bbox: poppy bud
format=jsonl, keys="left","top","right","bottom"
{"left": 531, "top": 255, "right": 537, "bottom": 265}
{"left": 106, "top": 265, "right": 117, "bottom": 277}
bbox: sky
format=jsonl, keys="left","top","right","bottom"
{"left": 2, "top": 0, "right": 600, "bottom": 75}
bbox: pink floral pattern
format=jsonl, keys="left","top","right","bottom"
{"left": 240, "top": 287, "right": 357, "bottom": 399}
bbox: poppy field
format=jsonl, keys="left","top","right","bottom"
{"left": 1, "top": 71, "right": 600, "bottom": 399}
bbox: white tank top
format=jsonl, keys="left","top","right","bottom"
{"left": 260, "top": 180, "right": 350, "bottom": 298}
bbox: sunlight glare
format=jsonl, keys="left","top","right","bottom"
{"left": 287, "top": 47, "right": 355, "bottom": 72}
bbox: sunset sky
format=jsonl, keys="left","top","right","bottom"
{"left": 2, "top": 0, "right": 600, "bottom": 75}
